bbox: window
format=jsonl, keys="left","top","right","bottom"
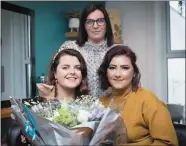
{"left": 166, "top": 1, "right": 185, "bottom": 124}
{"left": 169, "top": 1, "right": 185, "bottom": 51}
{"left": 168, "top": 58, "right": 185, "bottom": 105}
{"left": 167, "top": 1, "right": 185, "bottom": 106}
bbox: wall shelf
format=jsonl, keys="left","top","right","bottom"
{"left": 64, "top": 32, "right": 78, "bottom": 38}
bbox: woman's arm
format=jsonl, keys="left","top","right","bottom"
{"left": 142, "top": 93, "right": 178, "bottom": 145}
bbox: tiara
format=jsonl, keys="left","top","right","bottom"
{"left": 52, "top": 44, "right": 78, "bottom": 64}
{"left": 52, "top": 47, "right": 64, "bottom": 63}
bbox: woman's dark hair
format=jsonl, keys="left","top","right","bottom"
{"left": 98, "top": 45, "right": 141, "bottom": 92}
{"left": 48, "top": 49, "right": 89, "bottom": 97}
{"left": 76, "top": 3, "right": 113, "bottom": 47}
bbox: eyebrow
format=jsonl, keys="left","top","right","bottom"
{"left": 86, "top": 18, "right": 105, "bottom": 20}
{"left": 109, "top": 64, "right": 130, "bottom": 67}
{"left": 61, "top": 64, "right": 81, "bottom": 67}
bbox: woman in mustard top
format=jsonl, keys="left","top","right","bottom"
{"left": 98, "top": 45, "right": 178, "bottom": 145}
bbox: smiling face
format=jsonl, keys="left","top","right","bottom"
{"left": 85, "top": 10, "right": 106, "bottom": 44}
{"left": 107, "top": 55, "right": 134, "bottom": 91}
{"left": 54, "top": 55, "right": 82, "bottom": 90}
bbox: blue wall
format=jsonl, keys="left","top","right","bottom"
{"left": 9, "top": 1, "right": 105, "bottom": 79}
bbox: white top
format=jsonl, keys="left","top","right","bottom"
{"left": 58, "top": 40, "right": 113, "bottom": 98}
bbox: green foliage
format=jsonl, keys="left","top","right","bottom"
{"left": 53, "top": 106, "right": 78, "bottom": 127}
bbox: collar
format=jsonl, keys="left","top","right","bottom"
{"left": 84, "top": 39, "right": 108, "bottom": 52}
{"left": 112, "top": 86, "right": 132, "bottom": 100}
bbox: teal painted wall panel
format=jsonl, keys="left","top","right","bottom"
{"left": 8, "top": 1, "right": 105, "bottom": 78}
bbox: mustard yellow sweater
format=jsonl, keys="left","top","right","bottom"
{"left": 100, "top": 87, "right": 178, "bottom": 145}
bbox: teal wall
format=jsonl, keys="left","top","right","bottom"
{"left": 9, "top": 1, "right": 105, "bottom": 79}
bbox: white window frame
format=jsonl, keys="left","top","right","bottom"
{"left": 166, "top": 2, "right": 185, "bottom": 55}
{"left": 165, "top": 1, "right": 186, "bottom": 123}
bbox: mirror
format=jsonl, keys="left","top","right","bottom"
{"left": 1, "top": 2, "right": 36, "bottom": 107}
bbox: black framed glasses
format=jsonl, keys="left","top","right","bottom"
{"left": 85, "top": 18, "right": 105, "bottom": 27}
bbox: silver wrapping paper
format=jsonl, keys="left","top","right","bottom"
{"left": 30, "top": 110, "right": 90, "bottom": 145}
{"left": 89, "top": 108, "right": 128, "bottom": 145}
{"left": 10, "top": 99, "right": 46, "bottom": 145}
{"left": 10, "top": 97, "right": 128, "bottom": 146}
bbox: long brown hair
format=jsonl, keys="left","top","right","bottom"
{"left": 76, "top": 3, "right": 113, "bottom": 47}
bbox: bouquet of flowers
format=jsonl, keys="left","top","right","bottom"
{"left": 10, "top": 95, "right": 128, "bottom": 146}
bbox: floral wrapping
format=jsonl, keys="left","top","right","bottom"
{"left": 10, "top": 96, "right": 128, "bottom": 146}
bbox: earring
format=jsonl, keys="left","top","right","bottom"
{"left": 54, "top": 78, "right": 58, "bottom": 97}
{"left": 55, "top": 78, "right": 58, "bottom": 84}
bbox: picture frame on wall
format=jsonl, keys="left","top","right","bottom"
{"left": 106, "top": 8, "right": 123, "bottom": 44}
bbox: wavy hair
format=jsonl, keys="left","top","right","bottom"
{"left": 98, "top": 45, "right": 141, "bottom": 92}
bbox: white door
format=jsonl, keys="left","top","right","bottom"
{"left": 1, "top": 9, "right": 31, "bottom": 100}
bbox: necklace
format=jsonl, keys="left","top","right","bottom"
{"left": 109, "top": 90, "right": 132, "bottom": 113}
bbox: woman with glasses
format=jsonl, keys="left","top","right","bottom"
{"left": 57, "top": 3, "right": 114, "bottom": 98}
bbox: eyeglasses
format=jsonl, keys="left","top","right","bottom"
{"left": 85, "top": 18, "right": 105, "bottom": 27}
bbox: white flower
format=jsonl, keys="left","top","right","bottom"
{"left": 61, "top": 101, "right": 69, "bottom": 109}
{"left": 46, "top": 117, "right": 53, "bottom": 121}
{"left": 31, "top": 105, "right": 37, "bottom": 112}
{"left": 24, "top": 101, "right": 31, "bottom": 106}
{"left": 53, "top": 110, "right": 60, "bottom": 117}
{"left": 77, "top": 110, "right": 91, "bottom": 123}
{"left": 95, "top": 99, "right": 100, "bottom": 106}
{"left": 31, "top": 101, "right": 37, "bottom": 105}
{"left": 37, "top": 103, "right": 43, "bottom": 110}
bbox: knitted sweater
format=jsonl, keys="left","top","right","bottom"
{"left": 100, "top": 87, "right": 178, "bottom": 145}
{"left": 58, "top": 40, "right": 111, "bottom": 98}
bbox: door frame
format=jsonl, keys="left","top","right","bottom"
{"left": 1, "top": 2, "right": 36, "bottom": 107}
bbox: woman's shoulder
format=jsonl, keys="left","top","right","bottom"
{"left": 136, "top": 87, "right": 167, "bottom": 107}
{"left": 135, "top": 87, "right": 158, "bottom": 99}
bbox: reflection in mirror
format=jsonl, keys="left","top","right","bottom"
{"left": 1, "top": 2, "right": 35, "bottom": 107}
